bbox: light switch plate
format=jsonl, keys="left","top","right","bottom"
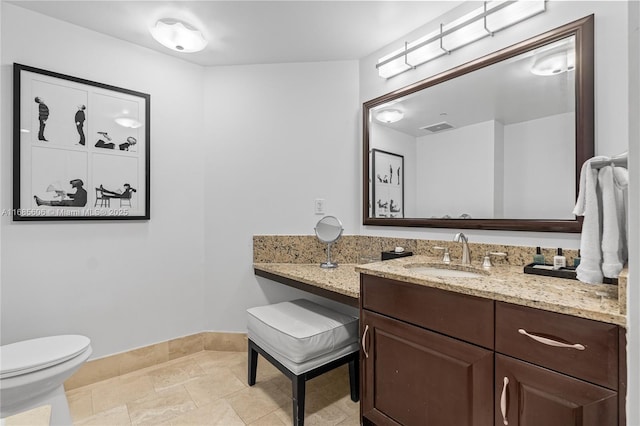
{"left": 314, "top": 199, "right": 325, "bottom": 215}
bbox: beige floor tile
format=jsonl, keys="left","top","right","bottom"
{"left": 248, "top": 410, "right": 289, "bottom": 426}
{"left": 224, "top": 381, "right": 290, "bottom": 424}
{"left": 127, "top": 385, "right": 197, "bottom": 425}
{"left": 75, "top": 405, "right": 131, "bottom": 426}
{"left": 65, "top": 350, "right": 362, "bottom": 425}
{"left": 329, "top": 394, "right": 360, "bottom": 419}
{"left": 168, "top": 399, "right": 245, "bottom": 425}
{"left": 336, "top": 415, "right": 362, "bottom": 426}
{"left": 183, "top": 369, "right": 247, "bottom": 407}
{"left": 91, "top": 374, "right": 156, "bottom": 414}
{"left": 196, "top": 351, "right": 246, "bottom": 371}
{"left": 3, "top": 405, "right": 51, "bottom": 426}
{"left": 229, "top": 355, "right": 284, "bottom": 385}
{"left": 148, "top": 358, "right": 207, "bottom": 391}
{"left": 67, "top": 387, "right": 94, "bottom": 422}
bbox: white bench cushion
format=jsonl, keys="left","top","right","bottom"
{"left": 247, "top": 299, "right": 358, "bottom": 364}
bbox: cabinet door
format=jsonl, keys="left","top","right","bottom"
{"left": 495, "top": 354, "right": 617, "bottom": 426}
{"left": 361, "top": 310, "right": 493, "bottom": 426}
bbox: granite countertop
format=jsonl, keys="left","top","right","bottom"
{"left": 253, "top": 263, "right": 360, "bottom": 299}
{"left": 356, "top": 255, "right": 625, "bottom": 327}
{"left": 254, "top": 255, "right": 626, "bottom": 327}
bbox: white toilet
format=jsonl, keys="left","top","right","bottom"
{"left": 0, "top": 335, "right": 92, "bottom": 425}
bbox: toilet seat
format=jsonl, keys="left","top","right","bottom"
{"left": 0, "top": 335, "right": 91, "bottom": 379}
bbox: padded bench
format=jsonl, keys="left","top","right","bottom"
{"left": 247, "top": 299, "right": 359, "bottom": 426}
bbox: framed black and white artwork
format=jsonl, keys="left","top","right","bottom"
{"left": 372, "top": 149, "right": 404, "bottom": 218}
{"left": 13, "top": 63, "right": 150, "bottom": 220}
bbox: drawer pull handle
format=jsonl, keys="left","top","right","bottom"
{"left": 500, "top": 377, "right": 509, "bottom": 425}
{"left": 518, "top": 328, "right": 585, "bottom": 350}
{"left": 362, "top": 324, "right": 370, "bottom": 358}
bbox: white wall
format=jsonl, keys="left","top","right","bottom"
{"left": 627, "top": 1, "right": 639, "bottom": 424}
{"left": 416, "top": 120, "right": 496, "bottom": 219}
{"left": 503, "top": 112, "right": 575, "bottom": 219}
{"left": 360, "top": 1, "right": 629, "bottom": 249}
{"left": 0, "top": 4, "right": 206, "bottom": 358}
{"left": 202, "top": 61, "right": 360, "bottom": 331}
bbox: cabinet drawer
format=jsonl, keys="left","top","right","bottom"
{"left": 361, "top": 274, "right": 494, "bottom": 348}
{"left": 495, "top": 302, "right": 618, "bottom": 389}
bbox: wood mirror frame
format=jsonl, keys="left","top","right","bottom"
{"left": 363, "top": 15, "right": 593, "bottom": 232}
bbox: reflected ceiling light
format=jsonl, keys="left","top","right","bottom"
{"left": 150, "top": 18, "right": 207, "bottom": 53}
{"left": 114, "top": 116, "right": 142, "bottom": 129}
{"left": 375, "top": 109, "right": 404, "bottom": 123}
{"left": 531, "top": 49, "right": 575, "bottom": 76}
{"left": 377, "top": 0, "right": 546, "bottom": 79}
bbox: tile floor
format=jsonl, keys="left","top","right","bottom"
{"left": 66, "top": 350, "right": 360, "bottom": 425}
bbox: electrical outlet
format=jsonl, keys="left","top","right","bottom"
{"left": 314, "top": 199, "right": 325, "bottom": 215}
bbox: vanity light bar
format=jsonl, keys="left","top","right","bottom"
{"left": 377, "top": 0, "right": 546, "bottom": 79}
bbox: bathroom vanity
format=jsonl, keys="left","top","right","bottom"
{"left": 356, "top": 257, "right": 626, "bottom": 426}
{"left": 253, "top": 235, "right": 627, "bottom": 426}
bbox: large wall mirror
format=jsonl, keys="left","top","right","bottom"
{"left": 363, "top": 15, "right": 593, "bottom": 232}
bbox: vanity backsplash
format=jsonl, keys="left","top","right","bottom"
{"left": 253, "top": 235, "right": 579, "bottom": 268}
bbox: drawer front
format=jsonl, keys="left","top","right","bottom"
{"left": 361, "top": 274, "right": 494, "bottom": 349}
{"left": 495, "top": 301, "right": 618, "bottom": 389}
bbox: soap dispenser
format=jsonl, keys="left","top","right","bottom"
{"left": 553, "top": 248, "right": 566, "bottom": 270}
{"left": 533, "top": 247, "right": 545, "bottom": 265}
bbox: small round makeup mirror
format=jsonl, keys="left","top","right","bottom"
{"left": 314, "top": 215, "right": 344, "bottom": 268}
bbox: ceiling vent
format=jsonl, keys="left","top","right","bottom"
{"left": 420, "top": 122, "right": 454, "bottom": 133}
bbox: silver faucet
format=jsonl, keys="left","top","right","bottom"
{"left": 453, "top": 232, "right": 471, "bottom": 265}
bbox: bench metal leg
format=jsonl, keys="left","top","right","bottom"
{"left": 248, "top": 341, "right": 258, "bottom": 386}
{"left": 348, "top": 355, "right": 359, "bottom": 402}
{"left": 292, "top": 375, "right": 306, "bottom": 426}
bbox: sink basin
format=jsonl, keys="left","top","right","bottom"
{"left": 403, "top": 263, "right": 487, "bottom": 278}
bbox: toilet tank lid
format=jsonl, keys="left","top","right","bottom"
{"left": 0, "top": 335, "right": 91, "bottom": 378}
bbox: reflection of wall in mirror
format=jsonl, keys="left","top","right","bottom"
{"left": 503, "top": 112, "right": 575, "bottom": 219}
{"left": 373, "top": 111, "right": 575, "bottom": 220}
{"left": 416, "top": 121, "right": 496, "bottom": 219}
{"left": 370, "top": 122, "right": 416, "bottom": 216}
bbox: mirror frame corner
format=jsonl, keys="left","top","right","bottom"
{"left": 363, "top": 14, "right": 594, "bottom": 233}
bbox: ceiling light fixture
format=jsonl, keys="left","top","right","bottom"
{"left": 150, "top": 18, "right": 207, "bottom": 53}
{"left": 531, "top": 49, "right": 575, "bottom": 76}
{"left": 375, "top": 109, "right": 404, "bottom": 123}
{"left": 377, "top": 0, "right": 546, "bottom": 79}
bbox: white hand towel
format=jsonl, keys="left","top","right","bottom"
{"left": 599, "top": 165, "right": 624, "bottom": 278}
{"left": 573, "top": 157, "right": 608, "bottom": 284}
{"left": 614, "top": 166, "right": 629, "bottom": 264}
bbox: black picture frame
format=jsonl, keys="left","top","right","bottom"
{"left": 13, "top": 63, "right": 150, "bottom": 221}
{"left": 372, "top": 149, "right": 404, "bottom": 218}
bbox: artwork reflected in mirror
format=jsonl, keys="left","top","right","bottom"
{"left": 363, "top": 16, "right": 594, "bottom": 232}
{"left": 372, "top": 149, "right": 404, "bottom": 218}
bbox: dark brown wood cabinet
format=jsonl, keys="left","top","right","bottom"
{"left": 495, "top": 354, "right": 617, "bottom": 426}
{"left": 360, "top": 274, "right": 625, "bottom": 426}
{"left": 361, "top": 310, "right": 493, "bottom": 426}
{"left": 360, "top": 275, "right": 494, "bottom": 426}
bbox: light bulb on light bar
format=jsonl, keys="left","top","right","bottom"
{"left": 377, "top": 0, "right": 547, "bottom": 79}
{"left": 150, "top": 19, "right": 207, "bottom": 53}
{"left": 486, "top": 0, "right": 546, "bottom": 33}
{"left": 377, "top": 48, "right": 412, "bottom": 79}
{"left": 442, "top": 6, "right": 489, "bottom": 52}
{"left": 114, "top": 117, "right": 142, "bottom": 129}
{"left": 375, "top": 109, "right": 404, "bottom": 123}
